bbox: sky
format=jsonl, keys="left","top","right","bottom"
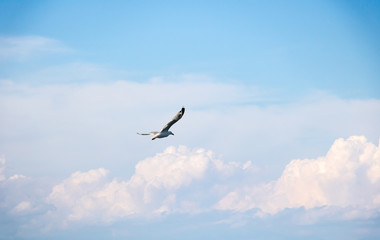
{"left": 0, "top": 0, "right": 379, "bottom": 239}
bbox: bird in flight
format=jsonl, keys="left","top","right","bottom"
{"left": 137, "top": 107, "right": 185, "bottom": 140}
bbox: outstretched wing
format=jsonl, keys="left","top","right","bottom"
{"left": 161, "top": 107, "right": 185, "bottom": 132}
{"left": 137, "top": 131, "right": 159, "bottom": 136}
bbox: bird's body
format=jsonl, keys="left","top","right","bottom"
{"left": 137, "top": 107, "right": 185, "bottom": 140}
{"left": 151, "top": 131, "right": 173, "bottom": 140}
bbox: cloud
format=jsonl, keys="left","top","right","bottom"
{"left": 0, "top": 158, "right": 53, "bottom": 239}
{"left": 0, "top": 156, "right": 5, "bottom": 181}
{"left": 1, "top": 77, "right": 379, "bottom": 180}
{"left": 130, "top": 146, "right": 211, "bottom": 202}
{"left": 0, "top": 77, "right": 270, "bottom": 177}
{"left": 42, "top": 146, "right": 252, "bottom": 227}
{"left": 215, "top": 136, "right": 380, "bottom": 219}
{"left": 43, "top": 136, "right": 380, "bottom": 227}
{"left": 13, "top": 201, "right": 32, "bottom": 213}
{"left": 45, "top": 168, "right": 135, "bottom": 226}
{"left": 1, "top": 136, "right": 380, "bottom": 237}
{"left": 18, "top": 61, "right": 129, "bottom": 84}
{"left": 0, "top": 36, "right": 70, "bottom": 62}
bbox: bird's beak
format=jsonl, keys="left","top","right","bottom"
{"left": 172, "top": 133, "right": 175, "bottom": 135}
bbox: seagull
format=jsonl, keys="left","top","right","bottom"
{"left": 137, "top": 107, "right": 185, "bottom": 140}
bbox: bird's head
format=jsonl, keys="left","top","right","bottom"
{"left": 169, "top": 131, "right": 174, "bottom": 136}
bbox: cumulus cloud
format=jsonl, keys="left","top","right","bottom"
{"left": 45, "top": 136, "right": 380, "bottom": 227}
{"left": 133, "top": 146, "right": 211, "bottom": 190}
{"left": 215, "top": 136, "right": 380, "bottom": 219}
{"left": 44, "top": 146, "right": 251, "bottom": 227}
{"left": 0, "top": 157, "right": 52, "bottom": 235}
{"left": 45, "top": 168, "right": 136, "bottom": 226}
{"left": 1, "top": 136, "right": 380, "bottom": 235}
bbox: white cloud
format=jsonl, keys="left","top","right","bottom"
{"left": 0, "top": 157, "right": 26, "bottom": 182}
{"left": 0, "top": 156, "right": 5, "bottom": 181}
{"left": 45, "top": 136, "right": 378, "bottom": 227}
{"left": 21, "top": 61, "right": 128, "bottom": 84}
{"left": 46, "top": 168, "right": 136, "bottom": 225}
{"left": 0, "top": 34, "right": 378, "bottom": 238}
{"left": 0, "top": 64, "right": 379, "bottom": 229}
{"left": 1, "top": 136, "right": 380, "bottom": 235}
{"left": 0, "top": 78, "right": 269, "bottom": 177}
{"left": 13, "top": 201, "right": 32, "bottom": 213}
{"left": 132, "top": 146, "right": 210, "bottom": 190}
{"left": 43, "top": 145, "right": 253, "bottom": 227}
{"left": 1, "top": 77, "right": 379, "bottom": 180}
{"left": 215, "top": 136, "right": 380, "bottom": 219}
{"left": 9, "top": 174, "right": 26, "bottom": 180}
{"left": 0, "top": 36, "right": 70, "bottom": 61}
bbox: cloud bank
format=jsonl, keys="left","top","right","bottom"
{"left": 1, "top": 77, "right": 379, "bottom": 180}
{"left": 2, "top": 136, "right": 379, "bottom": 234}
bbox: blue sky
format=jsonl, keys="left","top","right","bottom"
{"left": 1, "top": 0, "right": 379, "bottom": 96}
{"left": 0, "top": 1, "right": 380, "bottom": 239}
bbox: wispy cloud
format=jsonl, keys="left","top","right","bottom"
{"left": 0, "top": 36, "right": 70, "bottom": 62}
{"left": 1, "top": 77, "right": 379, "bottom": 178}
